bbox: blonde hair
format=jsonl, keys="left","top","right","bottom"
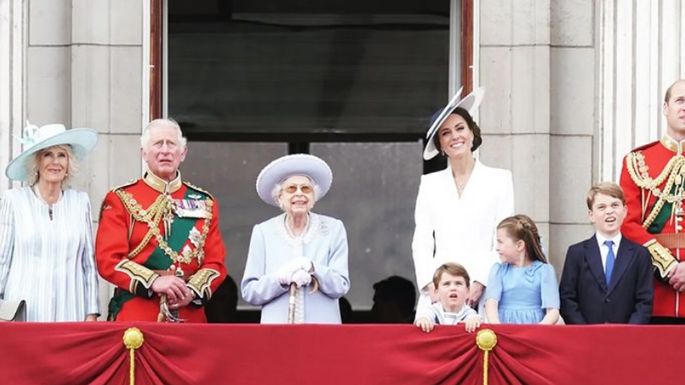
{"left": 432, "top": 263, "right": 471, "bottom": 288}
{"left": 26, "top": 145, "right": 79, "bottom": 186}
{"left": 497, "top": 214, "right": 547, "bottom": 264}
{"left": 586, "top": 182, "right": 625, "bottom": 210}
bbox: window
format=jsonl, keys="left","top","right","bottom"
{"left": 166, "top": 0, "right": 469, "bottom": 313}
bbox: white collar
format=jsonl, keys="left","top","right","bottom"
{"left": 596, "top": 232, "right": 622, "bottom": 249}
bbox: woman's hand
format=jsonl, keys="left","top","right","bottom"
{"left": 290, "top": 269, "right": 312, "bottom": 288}
{"left": 84, "top": 314, "right": 98, "bottom": 322}
{"left": 278, "top": 257, "right": 314, "bottom": 285}
{"left": 467, "top": 281, "right": 484, "bottom": 308}
{"left": 426, "top": 283, "right": 439, "bottom": 303}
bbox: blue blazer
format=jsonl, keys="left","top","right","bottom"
{"left": 559, "top": 235, "right": 653, "bottom": 324}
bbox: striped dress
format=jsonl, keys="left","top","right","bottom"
{"left": 0, "top": 186, "right": 99, "bottom": 321}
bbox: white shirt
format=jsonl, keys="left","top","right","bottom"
{"left": 595, "top": 232, "right": 622, "bottom": 273}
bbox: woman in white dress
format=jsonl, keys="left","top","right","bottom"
{"left": 241, "top": 154, "right": 350, "bottom": 324}
{"left": 412, "top": 88, "right": 514, "bottom": 314}
{"left": 0, "top": 123, "right": 100, "bottom": 321}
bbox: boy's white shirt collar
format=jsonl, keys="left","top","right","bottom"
{"left": 595, "top": 232, "right": 622, "bottom": 249}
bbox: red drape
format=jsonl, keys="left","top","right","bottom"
{"left": 0, "top": 322, "right": 682, "bottom": 385}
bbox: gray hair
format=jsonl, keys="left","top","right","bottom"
{"left": 27, "top": 144, "right": 79, "bottom": 186}
{"left": 270, "top": 175, "right": 321, "bottom": 208}
{"left": 140, "top": 118, "right": 187, "bottom": 149}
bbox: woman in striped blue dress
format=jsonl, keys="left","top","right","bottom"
{"left": 0, "top": 123, "right": 100, "bottom": 321}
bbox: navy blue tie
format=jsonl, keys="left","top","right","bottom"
{"left": 604, "top": 240, "right": 615, "bottom": 285}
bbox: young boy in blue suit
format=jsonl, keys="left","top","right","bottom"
{"left": 559, "top": 182, "right": 653, "bottom": 324}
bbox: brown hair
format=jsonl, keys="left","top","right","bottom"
{"left": 497, "top": 214, "right": 547, "bottom": 264}
{"left": 432, "top": 263, "right": 470, "bottom": 288}
{"left": 432, "top": 107, "right": 483, "bottom": 155}
{"left": 586, "top": 182, "right": 625, "bottom": 210}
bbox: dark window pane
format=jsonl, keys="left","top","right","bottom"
{"left": 183, "top": 141, "right": 288, "bottom": 308}
{"left": 312, "top": 142, "right": 421, "bottom": 308}
{"left": 169, "top": 2, "right": 449, "bottom": 138}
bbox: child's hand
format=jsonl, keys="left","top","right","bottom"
{"left": 464, "top": 316, "right": 481, "bottom": 333}
{"left": 414, "top": 317, "right": 435, "bottom": 333}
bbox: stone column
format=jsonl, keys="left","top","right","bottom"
{"left": 477, "top": 0, "right": 555, "bottom": 264}
{"left": 0, "top": 0, "right": 25, "bottom": 194}
{"left": 598, "top": 0, "right": 685, "bottom": 181}
{"left": 547, "top": 0, "right": 596, "bottom": 267}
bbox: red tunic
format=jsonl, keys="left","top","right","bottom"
{"left": 620, "top": 138, "right": 684, "bottom": 317}
{"left": 96, "top": 176, "right": 227, "bottom": 322}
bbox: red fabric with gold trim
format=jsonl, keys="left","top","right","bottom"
{"left": 1, "top": 323, "right": 683, "bottom": 385}
{"left": 96, "top": 179, "right": 227, "bottom": 322}
{"left": 620, "top": 140, "right": 684, "bottom": 317}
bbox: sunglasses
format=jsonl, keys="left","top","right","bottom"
{"left": 283, "top": 184, "right": 313, "bottom": 194}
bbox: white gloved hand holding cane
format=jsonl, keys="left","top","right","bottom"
{"left": 277, "top": 257, "right": 314, "bottom": 286}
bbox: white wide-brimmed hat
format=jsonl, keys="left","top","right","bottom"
{"left": 256, "top": 154, "right": 333, "bottom": 206}
{"left": 5, "top": 122, "right": 98, "bottom": 181}
{"left": 423, "top": 87, "right": 486, "bottom": 160}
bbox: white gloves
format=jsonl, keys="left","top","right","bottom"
{"left": 290, "top": 269, "right": 312, "bottom": 288}
{"left": 277, "top": 257, "right": 314, "bottom": 286}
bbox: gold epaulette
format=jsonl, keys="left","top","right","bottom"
{"left": 183, "top": 181, "right": 214, "bottom": 200}
{"left": 111, "top": 178, "right": 138, "bottom": 193}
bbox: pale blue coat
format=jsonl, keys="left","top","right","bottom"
{"left": 241, "top": 212, "right": 350, "bottom": 323}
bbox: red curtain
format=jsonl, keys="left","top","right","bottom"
{"left": 0, "top": 322, "right": 682, "bottom": 385}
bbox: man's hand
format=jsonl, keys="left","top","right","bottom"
{"left": 414, "top": 317, "right": 435, "bottom": 333}
{"left": 167, "top": 289, "right": 195, "bottom": 310}
{"left": 668, "top": 262, "right": 685, "bottom": 292}
{"left": 84, "top": 314, "right": 98, "bottom": 322}
{"left": 151, "top": 275, "right": 191, "bottom": 302}
{"left": 467, "top": 281, "right": 485, "bottom": 308}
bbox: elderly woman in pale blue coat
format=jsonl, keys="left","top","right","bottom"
{"left": 241, "top": 154, "right": 350, "bottom": 324}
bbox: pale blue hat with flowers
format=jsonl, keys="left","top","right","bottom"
{"left": 5, "top": 122, "right": 98, "bottom": 181}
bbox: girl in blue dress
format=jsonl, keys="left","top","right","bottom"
{"left": 484, "top": 214, "right": 560, "bottom": 324}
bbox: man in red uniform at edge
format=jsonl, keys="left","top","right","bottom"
{"left": 620, "top": 79, "right": 685, "bottom": 323}
{"left": 96, "top": 118, "right": 227, "bottom": 322}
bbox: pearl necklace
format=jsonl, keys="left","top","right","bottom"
{"left": 285, "top": 214, "right": 310, "bottom": 239}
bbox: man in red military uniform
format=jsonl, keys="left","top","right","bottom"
{"left": 96, "top": 119, "right": 227, "bottom": 322}
{"left": 620, "top": 79, "right": 685, "bottom": 323}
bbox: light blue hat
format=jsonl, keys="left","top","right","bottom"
{"left": 5, "top": 122, "right": 98, "bottom": 181}
{"left": 256, "top": 154, "right": 333, "bottom": 206}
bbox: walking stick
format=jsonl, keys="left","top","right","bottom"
{"left": 287, "top": 282, "right": 298, "bottom": 324}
